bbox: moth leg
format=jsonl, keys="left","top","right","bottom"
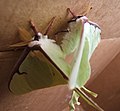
{"left": 53, "top": 28, "right": 70, "bottom": 41}
{"left": 67, "top": 8, "right": 77, "bottom": 18}
{"left": 55, "top": 28, "right": 70, "bottom": 35}
{"left": 43, "top": 17, "right": 55, "bottom": 35}
{"left": 29, "top": 20, "right": 39, "bottom": 36}
{"left": 29, "top": 20, "right": 41, "bottom": 41}
{"left": 67, "top": 7, "right": 92, "bottom": 23}
{"left": 0, "top": 46, "right": 25, "bottom": 52}
{"left": 29, "top": 17, "right": 55, "bottom": 40}
{"left": 53, "top": 29, "right": 70, "bottom": 51}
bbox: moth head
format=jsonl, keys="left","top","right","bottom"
{"left": 68, "top": 16, "right": 88, "bottom": 24}
{"left": 33, "top": 32, "right": 43, "bottom": 41}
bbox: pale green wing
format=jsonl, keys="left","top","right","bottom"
{"left": 39, "top": 19, "right": 101, "bottom": 88}
{"left": 61, "top": 21, "right": 83, "bottom": 56}
{"left": 40, "top": 39, "right": 71, "bottom": 77}
{"left": 87, "top": 23, "right": 101, "bottom": 59}
{"left": 9, "top": 20, "right": 102, "bottom": 110}
{"left": 68, "top": 21, "right": 101, "bottom": 111}
{"left": 10, "top": 28, "right": 67, "bottom": 95}
{"left": 10, "top": 51, "right": 67, "bottom": 95}
{"left": 39, "top": 20, "right": 83, "bottom": 79}
{"left": 69, "top": 22, "right": 101, "bottom": 89}
{"left": 39, "top": 19, "right": 102, "bottom": 111}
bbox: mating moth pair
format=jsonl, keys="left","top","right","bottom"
{"left": 6, "top": 8, "right": 103, "bottom": 111}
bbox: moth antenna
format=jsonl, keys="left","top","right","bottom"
{"left": 67, "top": 8, "right": 77, "bottom": 18}
{"left": 67, "top": 5, "right": 92, "bottom": 19}
{"left": 44, "top": 17, "right": 56, "bottom": 35}
{"left": 29, "top": 19, "right": 38, "bottom": 35}
{"left": 29, "top": 19, "right": 41, "bottom": 40}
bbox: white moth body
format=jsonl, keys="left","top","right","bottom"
{"left": 28, "top": 32, "right": 55, "bottom": 48}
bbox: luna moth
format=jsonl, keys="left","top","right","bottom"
{"left": 3, "top": 9, "right": 103, "bottom": 111}
{"left": 9, "top": 18, "right": 67, "bottom": 94}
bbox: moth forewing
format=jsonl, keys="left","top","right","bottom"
{"left": 88, "top": 26, "right": 101, "bottom": 59}
{"left": 10, "top": 35, "right": 68, "bottom": 94}
{"left": 38, "top": 36, "right": 70, "bottom": 78}
{"left": 9, "top": 18, "right": 68, "bottom": 94}
{"left": 65, "top": 15, "right": 102, "bottom": 111}
{"left": 69, "top": 20, "right": 88, "bottom": 89}
{"left": 68, "top": 17, "right": 101, "bottom": 89}
{"left": 61, "top": 19, "right": 83, "bottom": 56}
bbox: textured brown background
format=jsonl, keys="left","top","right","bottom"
{"left": 0, "top": 0, "right": 120, "bottom": 111}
